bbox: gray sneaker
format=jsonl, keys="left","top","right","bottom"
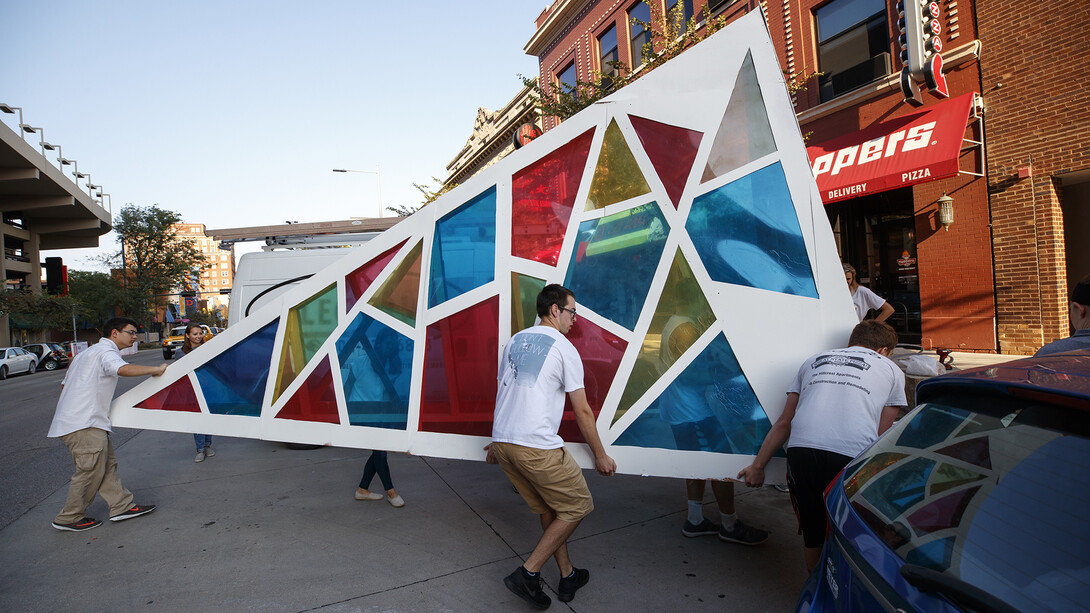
{"left": 719, "top": 520, "right": 769, "bottom": 545}
{"left": 682, "top": 518, "right": 719, "bottom": 537}
{"left": 195, "top": 450, "right": 206, "bottom": 463}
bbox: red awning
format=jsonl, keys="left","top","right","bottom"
{"left": 807, "top": 92, "right": 977, "bottom": 203}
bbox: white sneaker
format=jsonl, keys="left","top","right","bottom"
{"left": 194, "top": 451, "right": 206, "bottom": 463}
{"left": 204, "top": 447, "right": 215, "bottom": 458}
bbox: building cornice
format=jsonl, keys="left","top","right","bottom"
{"left": 525, "top": 0, "right": 595, "bottom": 56}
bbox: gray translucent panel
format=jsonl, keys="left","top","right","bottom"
{"left": 701, "top": 51, "right": 776, "bottom": 182}
{"left": 687, "top": 162, "right": 818, "bottom": 298}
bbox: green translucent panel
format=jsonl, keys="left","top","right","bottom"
{"left": 274, "top": 284, "right": 338, "bottom": 401}
{"left": 929, "top": 463, "right": 986, "bottom": 496}
{"left": 585, "top": 118, "right": 651, "bottom": 211}
{"left": 701, "top": 51, "right": 777, "bottom": 182}
{"left": 612, "top": 249, "right": 715, "bottom": 425}
{"left": 511, "top": 272, "right": 546, "bottom": 335}
{"left": 369, "top": 241, "right": 422, "bottom": 326}
{"left": 844, "top": 452, "right": 909, "bottom": 498}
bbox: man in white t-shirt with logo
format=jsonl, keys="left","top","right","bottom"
{"left": 487, "top": 284, "right": 616, "bottom": 610}
{"left": 47, "top": 317, "right": 168, "bottom": 532}
{"left": 737, "top": 320, "right": 906, "bottom": 572}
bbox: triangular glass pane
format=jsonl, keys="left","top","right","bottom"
{"left": 274, "top": 284, "right": 338, "bottom": 401}
{"left": 688, "top": 162, "right": 818, "bottom": 298}
{"left": 701, "top": 51, "right": 777, "bottom": 182}
{"left": 369, "top": 241, "right": 423, "bottom": 326}
{"left": 196, "top": 319, "right": 279, "bottom": 417}
{"left": 275, "top": 355, "right": 340, "bottom": 424}
{"left": 613, "top": 249, "right": 715, "bottom": 425}
{"left": 511, "top": 272, "right": 547, "bottom": 335}
{"left": 928, "top": 463, "right": 986, "bottom": 496}
{"left": 429, "top": 186, "right": 497, "bottom": 308}
{"left": 585, "top": 118, "right": 651, "bottom": 211}
{"left": 420, "top": 296, "right": 499, "bottom": 436}
{"left": 512, "top": 128, "right": 595, "bottom": 265}
{"left": 336, "top": 312, "right": 412, "bottom": 429}
{"left": 614, "top": 334, "right": 776, "bottom": 456}
{"left": 629, "top": 114, "right": 702, "bottom": 209}
{"left": 935, "top": 437, "right": 992, "bottom": 470}
{"left": 345, "top": 239, "right": 408, "bottom": 313}
{"left": 136, "top": 375, "right": 201, "bottom": 412}
{"left": 564, "top": 202, "right": 669, "bottom": 330}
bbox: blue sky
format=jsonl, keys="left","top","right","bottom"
{"left": 1, "top": 0, "right": 547, "bottom": 269}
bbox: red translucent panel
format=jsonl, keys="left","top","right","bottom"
{"left": 907, "top": 485, "right": 981, "bottom": 536}
{"left": 559, "top": 319, "right": 628, "bottom": 443}
{"left": 935, "top": 437, "right": 992, "bottom": 470}
{"left": 629, "top": 114, "right": 703, "bottom": 210}
{"left": 346, "top": 239, "right": 408, "bottom": 313}
{"left": 511, "top": 128, "right": 595, "bottom": 266}
{"left": 420, "top": 296, "right": 499, "bottom": 436}
{"left": 275, "top": 355, "right": 340, "bottom": 424}
{"left": 135, "top": 376, "right": 201, "bottom": 412}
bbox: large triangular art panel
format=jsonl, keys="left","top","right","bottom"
{"left": 111, "top": 12, "right": 857, "bottom": 482}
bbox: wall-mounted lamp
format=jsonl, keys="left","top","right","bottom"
{"left": 937, "top": 193, "right": 954, "bottom": 231}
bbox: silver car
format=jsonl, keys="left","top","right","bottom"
{"left": 0, "top": 347, "right": 38, "bottom": 379}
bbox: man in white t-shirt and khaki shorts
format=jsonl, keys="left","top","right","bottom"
{"left": 737, "top": 320, "right": 906, "bottom": 572}
{"left": 487, "top": 284, "right": 616, "bottom": 610}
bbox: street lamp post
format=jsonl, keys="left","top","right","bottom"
{"left": 332, "top": 166, "right": 383, "bottom": 217}
{"left": 0, "top": 104, "right": 25, "bottom": 134}
{"left": 20, "top": 124, "right": 46, "bottom": 156}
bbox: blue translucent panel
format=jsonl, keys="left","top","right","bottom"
{"left": 563, "top": 202, "right": 669, "bottom": 330}
{"left": 896, "top": 404, "right": 971, "bottom": 449}
{"left": 861, "top": 457, "right": 935, "bottom": 520}
{"left": 428, "top": 186, "right": 497, "bottom": 308}
{"left": 904, "top": 536, "right": 955, "bottom": 572}
{"left": 335, "top": 312, "right": 413, "bottom": 429}
{"left": 196, "top": 319, "right": 279, "bottom": 417}
{"left": 687, "top": 162, "right": 818, "bottom": 298}
{"left": 614, "top": 334, "right": 781, "bottom": 455}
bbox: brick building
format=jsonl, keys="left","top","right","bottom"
{"left": 524, "top": 0, "right": 1089, "bottom": 353}
{"left": 171, "top": 222, "right": 235, "bottom": 318}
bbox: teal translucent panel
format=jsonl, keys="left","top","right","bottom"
{"left": 861, "top": 457, "right": 935, "bottom": 520}
{"left": 904, "top": 536, "right": 955, "bottom": 572}
{"left": 614, "top": 334, "right": 780, "bottom": 455}
{"left": 687, "top": 162, "right": 817, "bottom": 298}
{"left": 196, "top": 319, "right": 279, "bottom": 417}
{"left": 428, "top": 186, "right": 497, "bottom": 308}
{"left": 563, "top": 202, "right": 669, "bottom": 330}
{"left": 335, "top": 312, "right": 413, "bottom": 429}
{"left": 897, "top": 405, "right": 970, "bottom": 449}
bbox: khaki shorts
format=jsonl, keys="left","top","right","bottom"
{"left": 492, "top": 442, "right": 594, "bottom": 522}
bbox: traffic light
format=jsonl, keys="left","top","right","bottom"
{"left": 219, "top": 288, "right": 232, "bottom": 295}
{"left": 180, "top": 290, "right": 197, "bottom": 298}
{"left": 45, "top": 257, "right": 65, "bottom": 294}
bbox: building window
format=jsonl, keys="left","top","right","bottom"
{"left": 629, "top": 1, "right": 652, "bottom": 68}
{"left": 221, "top": 271, "right": 228, "bottom": 277}
{"left": 667, "top": 0, "right": 694, "bottom": 29}
{"left": 557, "top": 60, "right": 578, "bottom": 99}
{"left": 598, "top": 25, "right": 619, "bottom": 90}
{"left": 816, "top": 0, "right": 890, "bottom": 102}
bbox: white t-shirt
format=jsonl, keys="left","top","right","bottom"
{"left": 492, "top": 326, "right": 584, "bottom": 450}
{"left": 47, "top": 338, "right": 128, "bottom": 437}
{"left": 786, "top": 346, "right": 907, "bottom": 458}
{"left": 851, "top": 285, "right": 887, "bottom": 321}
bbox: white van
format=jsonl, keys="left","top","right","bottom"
{"left": 228, "top": 248, "right": 363, "bottom": 327}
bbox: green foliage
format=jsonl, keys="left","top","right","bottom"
{"left": 0, "top": 290, "right": 80, "bottom": 330}
{"left": 100, "top": 204, "right": 208, "bottom": 323}
{"left": 67, "top": 270, "right": 124, "bottom": 327}
{"left": 387, "top": 177, "right": 458, "bottom": 217}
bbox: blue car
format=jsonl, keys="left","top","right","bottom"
{"left": 797, "top": 352, "right": 1090, "bottom": 613}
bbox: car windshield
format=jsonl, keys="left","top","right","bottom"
{"left": 171, "top": 326, "right": 187, "bottom": 336}
{"left": 842, "top": 392, "right": 1090, "bottom": 611}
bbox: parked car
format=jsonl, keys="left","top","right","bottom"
{"left": 161, "top": 324, "right": 213, "bottom": 359}
{"left": 24, "top": 342, "right": 70, "bottom": 371}
{"left": 0, "top": 346, "right": 38, "bottom": 379}
{"left": 797, "top": 351, "right": 1090, "bottom": 613}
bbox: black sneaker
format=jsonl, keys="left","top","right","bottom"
{"left": 52, "top": 517, "right": 102, "bottom": 532}
{"left": 504, "top": 567, "right": 551, "bottom": 610}
{"left": 718, "top": 520, "right": 769, "bottom": 545}
{"left": 110, "top": 504, "right": 157, "bottom": 522}
{"left": 557, "top": 567, "right": 589, "bottom": 603}
{"left": 681, "top": 518, "right": 719, "bottom": 537}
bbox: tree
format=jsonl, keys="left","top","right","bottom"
{"left": 67, "top": 270, "right": 124, "bottom": 328}
{"left": 102, "top": 204, "right": 208, "bottom": 324}
{"left": 386, "top": 177, "right": 458, "bottom": 217}
{"left": 523, "top": 1, "right": 815, "bottom": 122}
{"left": 0, "top": 290, "right": 80, "bottom": 331}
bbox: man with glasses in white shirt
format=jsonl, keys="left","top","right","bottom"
{"left": 48, "top": 317, "right": 168, "bottom": 532}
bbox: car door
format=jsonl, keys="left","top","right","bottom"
{"left": 15, "top": 348, "right": 34, "bottom": 372}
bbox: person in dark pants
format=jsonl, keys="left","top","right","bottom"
{"left": 354, "top": 450, "right": 404, "bottom": 507}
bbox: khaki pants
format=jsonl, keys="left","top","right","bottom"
{"left": 55, "top": 428, "right": 134, "bottom": 524}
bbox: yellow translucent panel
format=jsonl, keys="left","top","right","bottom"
{"left": 511, "top": 272, "right": 546, "bottom": 335}
{"left": 369, "top": 241, "right": 422, "bottom": 326}
{"left": 843, "top": 452, "right": 909, "bottom": 498}
{"left": 612, "top": 250, "right": 715, "bottom": 425}
{"left": 585, "top": 118, "right": 651, "bottom": 211}
{"left": 273, "top": 284, "right": 337, "bottom": 401}
{"left": 929, "top": 463, "right": 986, "bottom": 496}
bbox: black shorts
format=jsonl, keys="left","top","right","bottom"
{"left": 786, "top": 447, "right": 853, "bottom": 549}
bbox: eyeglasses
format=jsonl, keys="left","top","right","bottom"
{"left": 558, "top": 306, "right": 577, "bottom": 319}
{"left": 122, "top": 329, "right": 138, "bottom": 336}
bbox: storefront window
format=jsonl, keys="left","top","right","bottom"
{"left": 815, "top": 0, "right": 890, "bottom": 102}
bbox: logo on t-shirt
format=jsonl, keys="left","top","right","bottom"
{"left": 506, "top": 333, "right": 556, "bottom": 387}
{"left": 812, "top": 354, "right": 871, "bottom": 371}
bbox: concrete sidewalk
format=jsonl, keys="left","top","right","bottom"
{"left": 0, "top": 430, "right": 807, "bottom": 612}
